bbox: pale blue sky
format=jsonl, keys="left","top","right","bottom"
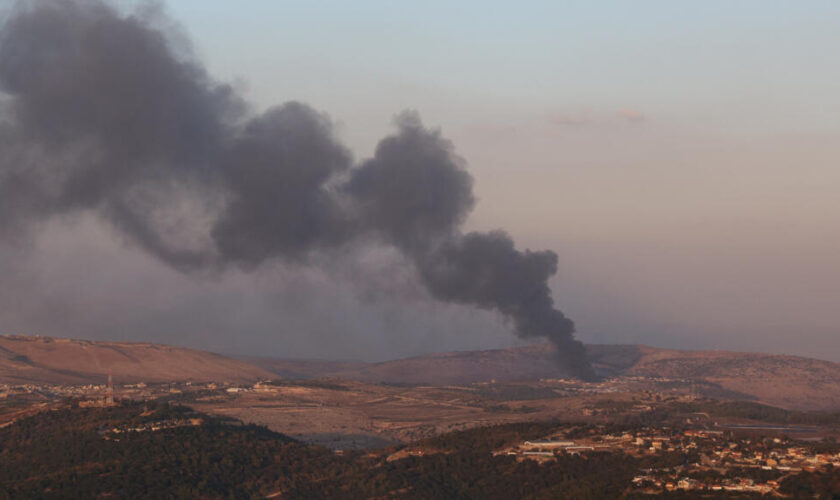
{"left": 165, "top": 1, "right": 840, "bottom": 140}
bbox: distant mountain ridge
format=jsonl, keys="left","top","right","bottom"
{"left": 248, "top": 344, "right": 645, "bottom": 384}
{"left": 4, "top": 333, "right": 840, "bottom": 410}
{"left": 616, "top": 345, "right": 840, "bottom": 410}
{"left": 250, "top": 344, "right": 840, "bottom": 410}
{"left": 0, "top": 334, "right": 273, "bottom": 385}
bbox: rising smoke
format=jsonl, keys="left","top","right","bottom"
{"left": 0, "top": 0, "right": 595, "bottom": 379}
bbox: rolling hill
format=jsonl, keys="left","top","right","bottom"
{"left": 616, "top": 345, "right": 840, "bottom": 410}
{"left": 251, "top": 344, "right": 840, "bottom": 410}
{"left": 248, "top": 344, "right": 638, "bottom": 384}
{"left": 0, "top": 334, "right": 273, "bottom": 385}
{"left": 5, "top": 333, "right": 840, "bottom": 410}
{"left": 247, "top": 344, "right": 572, "bottom": 385}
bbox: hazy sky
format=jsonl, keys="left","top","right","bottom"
{"left": 2, "top": 1, "right": 839, "bottom": 361}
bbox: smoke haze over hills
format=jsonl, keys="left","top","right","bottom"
{"left": 0, "top": 1, "right": 593, "bottom": 377}
{"left": 0, "top": 1, "right": 838, "bottom": 366}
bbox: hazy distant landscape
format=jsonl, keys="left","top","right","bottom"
{"left": 2, "top": 0, "right": 839, "bottom": 497}
{"left": 6, "top": 334, "right": 840, "bottom": 411}
{"left": 4, "top": 333, "right": 840, "bottom": 497}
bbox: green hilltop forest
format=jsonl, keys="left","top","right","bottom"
{"left": 0, "top": 401, "right": 838, "bottom": 499}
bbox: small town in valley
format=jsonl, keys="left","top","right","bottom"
{"left": 497, "top": 426, "right": 839, "bottom": 495}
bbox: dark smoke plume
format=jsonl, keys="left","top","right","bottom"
{"left": 0, "top": 0, "right": 595, "bottom": 379}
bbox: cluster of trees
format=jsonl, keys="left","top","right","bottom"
{"left": 264, "top": 379, "right": 351, "bottom": 391}
{"left": 292, "top": 451, "right": 638, "bottom": 499}
{"left": 3, "top": 400, "right": 838, "bottom": 498}
{"left": 682, "top": 466, "right": 784, "bottom": 485}
{"left": 0, "top": 402, "right": 318, "bottom": 498}
{"left": 412, "top": 421, "right": 566, "bottom": 453}
{"left": 671, "top": 400, "right": 840, "bottom": 427}
{"left": 625, "top": 491, "right": 768, "bottom": 499}
{"left": 780, "top": 466, "right": 840, "bottom": 498}
{"left": 0, "top": 405, "right": 650, "bottom": 498}
{"left": 471, "top": 384, "right": 561, "bottom": 401}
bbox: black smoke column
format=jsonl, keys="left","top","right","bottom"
{"left": 0, "top": 0, "right": 595, "bottom": 379}
{"left": 348, "top": 115, "right": 596, "bottom": 379}
{"left": 418, "top": 232, "right": 595, "bottom": 380}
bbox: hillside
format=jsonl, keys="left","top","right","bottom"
{"left": 252, "top": 344, "right": 840, "bottom": 410}
{"left": 0, "top": 334, "right": 273, "bottom": 385}
{"left": 620, "top": 345, "right": 840, "bottom": 410}
{"left": 242, "top": 358, "right": 369, "bottom": 380}
{"left": 249, "top": 344, "right": 639, "bottom": 385}
{"left": 248, "top": 344, "right": 578, "bottom": 385}
{"left": 5, "top": 333, "right": 840, "bottom": 410}
{"left": 0, "top": 403, "right": 639, "bottom": 499}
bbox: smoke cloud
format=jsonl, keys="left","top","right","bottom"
{"left": 0, "top": 0, "right": 595, "bottom": 379}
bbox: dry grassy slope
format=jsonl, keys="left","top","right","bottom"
{"left": 0, "top": 335, "right": 274, "bottom": 385}
{"left": 253, "top": 344, "right": 582, "bottom": 385}
{"left": 621, "top": 345, "right": 840, "bottom": 410}
{"left": 276, "top": 344, "right": 572, "bottom": 385}
{"left": 240, "top": 358, "right": 369, "bottom": 380}
{"left": 254, "top": 344, "right": 840, "bottom": 410}
{"left": 5, "top": 333, "right": 840, "bottom": 410}
{"left": 253, "top": 344, "right": 651, "bottom": 385}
